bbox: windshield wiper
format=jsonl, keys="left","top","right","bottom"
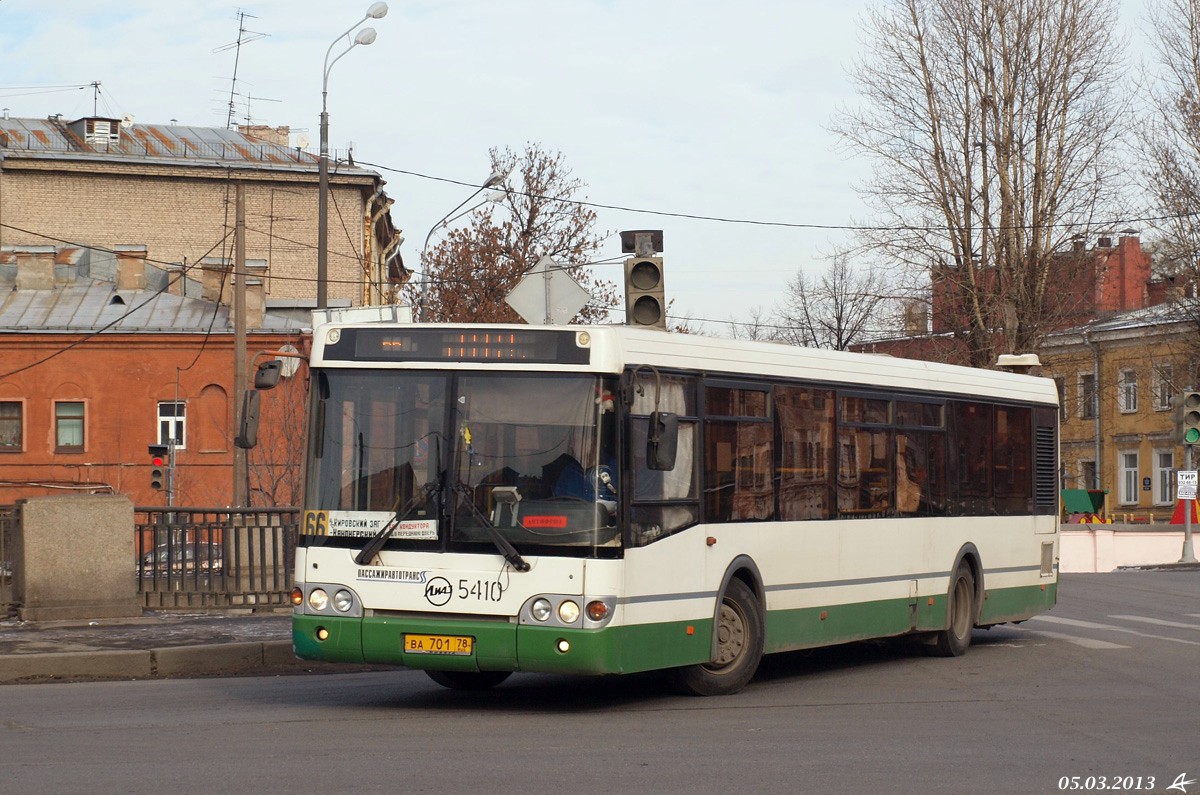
{"left": 354, "top": 485, "right": 436, "bottom": 566}
{"left": 451, "top": 481, "right": 531, "bottom": 572}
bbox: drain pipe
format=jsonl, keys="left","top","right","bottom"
{"left": 1082, "top": 327, "right": 1101, "bottom": 490}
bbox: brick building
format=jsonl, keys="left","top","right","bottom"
{"left": 0, "top": 114, "right": 403, "bottom": 310}
{"left": 0, "top": 245, "right": 310, "bottom": 507}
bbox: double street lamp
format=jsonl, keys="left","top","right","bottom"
{"left": 418, "top": 170, "right": 509, "bottom": 321}
{"left": 317, "top": 2, "right": 388, "bottom": 309}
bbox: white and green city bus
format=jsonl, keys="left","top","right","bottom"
{"left": 281, "top": 323, "right": 1058, "bottom": 695}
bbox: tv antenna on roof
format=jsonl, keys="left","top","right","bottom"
{"left": 214, "top": 10, "right": 269, "bottom": 129}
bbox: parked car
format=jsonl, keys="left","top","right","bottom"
{"left": 138, "top": 543, "right": 224, "bottom": 576}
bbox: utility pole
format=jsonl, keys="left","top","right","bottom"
{"left": 233, "top": 183, "right": 249, "bottom": 506}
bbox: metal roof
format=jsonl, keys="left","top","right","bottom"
{"left": 0, "top": 279, "right": 306, "bottom": 334}
{"left": 0, "top": 115, "right": 377, "bottom": 178}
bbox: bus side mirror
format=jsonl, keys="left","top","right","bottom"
{"left": 647, "top": 411, "right": 678, "bottom": 471}
{"left": 234, "top": 390, "right": 261, "bottom": 449}
{"left": 254, "top": 360, "right": 283, "bottom": 390}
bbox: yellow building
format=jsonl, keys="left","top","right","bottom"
{"left": 1039, "top": 305, "right": 1198, "bottom": 522}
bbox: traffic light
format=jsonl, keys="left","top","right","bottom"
{"left": 620, "top": 229, "right": 666, "bottom": 330}
{"left": 148, "top": 444, "right": 168, "bottom": 491}
{"left": 1180, "top": 391, "right": 1200, "bottom": 446}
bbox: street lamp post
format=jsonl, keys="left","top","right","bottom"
{"left": 318, "top": 2, "right": 388, "bottom": 310}
{"left": 418, "top": 171, "right": 508, "bottom": 322}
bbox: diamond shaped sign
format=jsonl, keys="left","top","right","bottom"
{"left": 505, "top": 255, "right": 591, "bottom": 325}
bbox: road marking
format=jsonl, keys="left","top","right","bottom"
{"left": 1010, "top": 628, "right": 1129, "bottom": 649}
{"left": 1030, "top": 615, "right": 1200, "bottom": 646}
{"left": 1109, "top": 615, "right": 1200, "bottom": 631}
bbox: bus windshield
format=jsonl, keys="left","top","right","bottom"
{"left": 304, "top": 370, "right": 620, "bottom": 553}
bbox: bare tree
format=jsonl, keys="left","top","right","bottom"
{"left": 834, "top": 0, "right": 1127, "bottom": 367}
{"left": 728, "top": 305, "right": 780, "bottom": 342}
{"left": 406, "top": 144, "right": 618, "bottom": 324}
{"left": 775, "top": 256, "right": 892, "bottom": 350}
{"left": 1142, "top": 0, "right": 1200, "bottom": 332}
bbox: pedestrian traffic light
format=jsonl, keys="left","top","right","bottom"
{"left": 1178, "top": 391, "right": 1200, "bottom": 445}
{"left": 148, "top": 444, "right": 168, "bottom": 491}
{"left": 620, "top": 229, "right": 666, "bottom": 331}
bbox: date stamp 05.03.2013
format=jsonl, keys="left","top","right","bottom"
{"left": 1056, "top": 774, "right": 1197, "bottom": 793}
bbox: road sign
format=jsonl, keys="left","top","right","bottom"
{"left": 1177, "top": 470, "right": 1197, "bottom": 501}
{"left": 504, "top": 255, "right": 591, "bottom": 325}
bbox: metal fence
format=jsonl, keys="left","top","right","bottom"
{"left": 135, "top": 507, "right": 299, "bottom": 610}
{"left": 0, "top": 505, "right": 15, "bottom": 617}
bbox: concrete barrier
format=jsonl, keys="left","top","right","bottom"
{"left": 1060, "top": 524, "right": 1194, "bottom": 572}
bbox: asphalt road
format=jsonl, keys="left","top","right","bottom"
{"left": 1, "top": 571, "right": 1197, "bottom": 795}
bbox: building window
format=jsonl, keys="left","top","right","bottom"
{"left": 0, "top": 401, "right": 23, "bottom": 451}
{"left": 1081, "top": 460, "right": 1097, "bottom": 490}
{"left": 1118, "top": 369, "right": 1138, "bottom": 414}
{"left": 55, "top": 401, "right": 85, "bottom": 452}
{"left": 1118, "top": 451, "right": 1139, "bottom": 505}
{"left": 158, "top": 401, "right": 187, "bottom": 449}
{"left": 1079, "top": 373, "right": 1097, "bottom": 419}
{"left": 1154, "top": 364, "right": 1174, "bottom": 411}
{"left": 1154, "top": 449, "right": 1175, "bottom": 506}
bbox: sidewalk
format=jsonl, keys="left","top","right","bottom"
{"left": 0, "top": 609, "right": 332, "bottom": 684}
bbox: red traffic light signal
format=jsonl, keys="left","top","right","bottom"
{"left": 148, "top": 444, "right": 169, "bottom": 491}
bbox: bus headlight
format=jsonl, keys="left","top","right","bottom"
{"left": 333, "top": 590, "right": 354, "bottom": 612}
{"left": 531, "top": 598, "right": 553, "bottom": 622}
{"left": 308, "top": 588, "right": 329, "bottom": 611}
{"left": 557, "top": 600, "right": 580, "bottom": 624}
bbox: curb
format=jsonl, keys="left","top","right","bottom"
{"left": 0, "top": 640, "right": 297, "bottom": 684}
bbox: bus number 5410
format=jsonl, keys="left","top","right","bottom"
{"left": 458, "top": 579, "right": 504, "bottom": 602}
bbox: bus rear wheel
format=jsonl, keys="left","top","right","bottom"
{"left": 928, "top": 563, "right": 976, "bottom": 657}
{"left": 672, "top": 578, "right": 764, "bottom": 696}
{"left": 425, "top": 670, "right": 512, "bottom": 691}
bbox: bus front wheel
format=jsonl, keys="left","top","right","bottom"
{"left": 425, "top": 670, "right": 512, "bottom": 691}
{"left": 672, "top": 578, "right": 764, "bottom": 696}
{"left": 928, "top": 563, "right": 976, "bottom": 657}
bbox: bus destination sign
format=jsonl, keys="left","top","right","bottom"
{"left": 326, "top": 328, "right": 590, "bottom": 365}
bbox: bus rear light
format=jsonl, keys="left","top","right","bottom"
{"left": 290, "top": 587, "right": 303, "bottom": 606}
{"left": 585, "top": 600, "right": 608, "bottom": 621}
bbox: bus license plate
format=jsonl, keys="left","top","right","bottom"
{"left": 403, "top": 633, "right": 474, "bottom": 656}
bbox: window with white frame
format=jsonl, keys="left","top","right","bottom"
{"left": 1079, "top": 373, "right": 1097, "bottom": 419}
{"left": 1118, "top": 369, "right": 1138, "bottom": 413}
{"left": 157, "top": 401, "right": 186, "bottom": 449}
{"left": 1119, "top": 451, "right": 1139, "bottom": 505}
{"left": 1154, "top": 449, "right": 1175, "bottom": 505}
{"left": 54, "top": 401, "right": 85, "bottom": 452}
{"left": 1154, "top": 364, "right": 1174, "bottom": 411}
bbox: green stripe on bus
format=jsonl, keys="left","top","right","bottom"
{"left": 293, "top": 581, "right": 1056, "bottom": 675}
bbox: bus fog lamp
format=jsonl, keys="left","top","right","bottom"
{"left": 556, "top": 639, "right": 570, "bottom": 653}
{"left": 586, "top": 600, "right": 609, "bottom": 621}
{"left": 557, "top": 600, "right": 580, "bottom": 623}
{"left": 316, "top": 626, "right": 330, "bottom": 641}
{"left": 531, "top": 598, "right": 553, "bottom": 622}
{"left": 308, "top": 588, "right": 329, "bottom": 611}
{"left": 333, "top": 590, "right": 354, "bottom": 612}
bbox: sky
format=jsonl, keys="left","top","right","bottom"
{"left": 0, "top": 0, "right": 1150, "bottom": 335}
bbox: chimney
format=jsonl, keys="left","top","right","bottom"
{"left": 164, "top": 263, "right": 185, "bottom": 296}
{"left": 244, "top": 259, "right": 268, "bottom": 328}
{"left": 14, "top": 245, "right": 56, "bottom": 289}
{"left": 113, "top": 245, "right": 148, "bottom": 290}
{"left": 200, "top": 257, "right": 231, "bottom": 305}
